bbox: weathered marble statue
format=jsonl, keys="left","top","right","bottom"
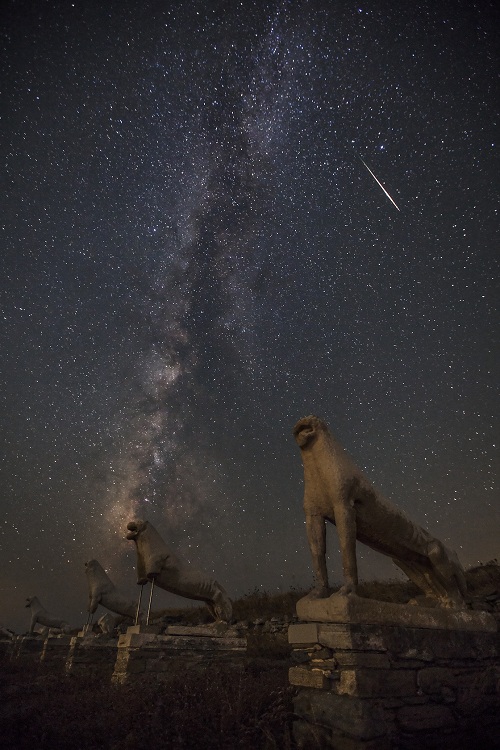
{"left": 293, "top": 416, "right": 467, "bottom": 608}
{"left": 0, "top": 624, "right": 14, "bottom": 640}
{"left": 85, "top": 559, "right": 137, "bottom": 620}
{"left": 97, "top": 612, "right": 123, "bottom": 636}
{"left": 26, "top": 596, "right": 71, "bottom": 634}
{"left": 126, "top": 519, "right": 233, "bottom": 622}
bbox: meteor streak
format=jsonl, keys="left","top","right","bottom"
{"left": 359, "top": 156, "right": 400, "bottom": 211}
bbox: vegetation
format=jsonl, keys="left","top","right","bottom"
{"left": 1, "top": 660, "right": 294, "bottom": 750}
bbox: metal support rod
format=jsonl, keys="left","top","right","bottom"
{"left": 84, "top": 610, "right": 94, "bottom": 633}
{"left": 85, "top": 612, "right": 94, "bottom": 633}
{"left": 135, "top": 584, "right": 145, "bottom": 626}
{"left": 146, "top": 579, "right": 155, "bottom": 625}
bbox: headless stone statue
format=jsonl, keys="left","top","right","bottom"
{"left": 126, "top": 519, "right": 233, "bottom": 622}
{"left": 85, "top": 560, "right": 137, "bottom": 620}
{"left": 26, "top": 596, "right": 71, "bottom": 634}
{"left": 293, "top": 416, "right": 467, "bottom": 608}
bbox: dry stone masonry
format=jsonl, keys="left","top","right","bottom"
{"left": 289, "top": 605, "right": 500, "bottom": 748}
{"left": 112, "top": 624, "right": 247, "bottom": 684}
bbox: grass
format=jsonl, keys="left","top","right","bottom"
{"left": 1, "top": 660, "right": 295, "bottom": 750}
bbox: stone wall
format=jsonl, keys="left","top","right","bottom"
{"left": 65, "top": 634, "right": 118, "bottom": 679}
{"left": 112, "top": 625, "right": 247, "bottom": 684}
{"left": 5, "top": 625, "right": 248, "bottom": 684}
{"left": 289, "top": 621, "right": 500, "bottom": 749}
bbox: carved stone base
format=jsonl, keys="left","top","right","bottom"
{"left": 289, "top": 617, "right": 500, "bottom": 748}
{"left": 296, "top": 592, "right": 496, "bottom": 631}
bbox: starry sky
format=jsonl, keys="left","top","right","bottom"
{"left": 1, "top": 0, "right": 498, "bottom": 632}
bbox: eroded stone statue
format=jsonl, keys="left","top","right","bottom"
{"left": 0, "top": 624, "right": 14, "bottom": 640}
{"left": 85, "top": 560, "right": 137, "bottom": 620}
{"left": 97, "top": 612, "right": 123, "bottom": 636}
{"left": 26, "top": 596, "right": 71, "bottom": 634}
{"left": 126, "top": 519, "right": 233, "bottom": 622}
{"left": 293, "top": 416, "right": 467, "bottom": 608}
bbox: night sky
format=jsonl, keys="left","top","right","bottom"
{"left": 2, "top": 0, "right": 498, "bottom": 633}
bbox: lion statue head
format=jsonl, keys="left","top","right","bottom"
{"left": 126, "top": 519, "right": 148, "bottom": 541}
{"left": 293, "top": 415, "right": 328, "bottom": 448}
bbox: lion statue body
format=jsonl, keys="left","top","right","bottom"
{"left": 126, "top": 519, "right": 232, "bottom": 622}
{"left": 97, "top": 612, "right": 124, "bottom": 635}
{"left": 85, "top": 560, "right": 137, "bottom": 620}
{"left": 26, "top": 596, "right": 71, "bottom": 634}
{"left": 293, "top": 416, "right": 467, "bottom": 608}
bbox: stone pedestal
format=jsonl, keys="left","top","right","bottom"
{"left": 40, "top": 635, "right": 73, "bottom": 672}
{"left": 289, "top": 596, "right": 500, "bottom": 749}
{"left": 112, "top": 624, "right": 247, "bottom": 684}
{"left": 10, "top": 635, "right": 45, "bottom": 665}
{"left": 65, "top": 634, "right": 118, "bottom": 679}
{"left": 10, "top": 634, "right": 73, "bottom": 671}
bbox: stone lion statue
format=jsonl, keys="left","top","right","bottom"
{"left": 25, "top": 596, "right": 71, "bottom": 634}
{"left": 293, "top": 416, "right": 467, "bottom": 608}
{"left": 0, "top": 624, "right": 14, "bottom": 640}
{"left": 85, "top": 560, "right": 137, "bottom": 621}
{"left": 97, "top": 612, "right": 124, "bottom": 636}
{"left": 126, "top": 519, "right": 233, "bottom": 622}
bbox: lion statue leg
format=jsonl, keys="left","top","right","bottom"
{"left": 212, "top": 588, "right": 232, "bottom": 622}
{"left": 427, "top": 541, "right": 467, "bottom": 607}
{"left": 305, "top": 514, "right": 331, "bottom": 598}
{"left": 394, "top": 559, "right": 440, "bottom": 601}
{"left": 394, "top": 542, "right": 466, "bottom": 608}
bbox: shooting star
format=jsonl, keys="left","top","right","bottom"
{"left": 359, "top": 156, "right": 400, "bottom": 212}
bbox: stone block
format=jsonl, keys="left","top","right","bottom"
{"left": 417, "top": 667, "right": 456, "bottom": 696}
{"left": 312, "top": 646, "right": 334, "bottom": 659}
{"left": 290, "top": 649, "right": 312, "bottom": 664}
{"left": 396, "top": 704, "right": 456, "bottom": 731}
{"left": 296, "top": 594, "right": 497, "bottom": 631}
{"left": 118, "top": 632, "right": 157, "bottom": 648}
{"left": 338, "top": 668, "right": 416, "bottom": 698}
{"left": 318, "top": 624, "right": 387, "bottom": 652}
{"left": 159, "top": 635, "right": 246, "bottom": 651}
{"left": 289, "top": 666, "right": 336, "bottom": 690}
{"left": 164, "top": 624, "right": 241, "bottom": 638}
{"left": 288, "top": 623, "right": 319, "bottom": 645}
{"left": 293, "top": 689, "right": 387, "bottom": 740}
{"left": 386, "top": 627, "right": 500, "bottom": 662}
{"left": 311, "top": 658, "right": 338, "bottom": 669}
{"left": 334, "top": 651, "right": 390, "bottom": 669}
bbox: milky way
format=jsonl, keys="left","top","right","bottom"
{"left": 1, "top": 0, "right": 498, "bottom": 631}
